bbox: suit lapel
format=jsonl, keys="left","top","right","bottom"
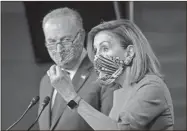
{"left": 39, "top": 75, "right": 54, "bottom": 130}
{"left": 72, "top": 55, "right": 93, "bottom": 92}
{"left": 50, "top": 55, "right": 93, "bottom": 130}
{"left": 50, "top": 93, "right": 67, "bottom": 130}
{"left": 48, "top": 88, "right": 54, "bottom": 127}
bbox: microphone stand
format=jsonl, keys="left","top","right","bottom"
{"left": 27, "top": 105, "right": 45, "bottom": 131}
{"left": 6, "top": 106, "right": 31, "bottom": 131}
{"left": 6, "top": 96, "right": 40, "bottom": 131}
{"left": 27, "top": 96, "right": 50, "bottom": 131}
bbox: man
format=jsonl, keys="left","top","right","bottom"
{"left": 38, "top": 7, "right": 116, "bottom": 130}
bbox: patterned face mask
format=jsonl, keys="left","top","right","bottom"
{"left": 94, "top": 54, "right": 126, "bottom": 85}
{"left": 48, "top": 30, "right": 83, "bottom": 67}
{"left": 53, "top": 41, "right": 83, "bottom": 66}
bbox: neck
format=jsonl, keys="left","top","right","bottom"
{"left": 116, "top": 66, "right": 131, "bottom": 88}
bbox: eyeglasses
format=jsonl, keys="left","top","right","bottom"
{"left": 45, "top": 30, "right": 81, "bottom": 51}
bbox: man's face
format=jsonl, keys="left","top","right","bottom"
{"left": 43, "top": 17, "right": 84, "bottom": 69}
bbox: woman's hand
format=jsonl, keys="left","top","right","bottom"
{"left": 47, "top": 65, "right": 77, "bottom": 103}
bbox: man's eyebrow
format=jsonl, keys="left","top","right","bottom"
{"left": 47, "top": 38, "right": 56, "bottom": 42}
{"left": 60, "top": 35, "right": 73, "bottom": 41}
{"left": 47, "top": 36, "right": 73, "bottom": 42}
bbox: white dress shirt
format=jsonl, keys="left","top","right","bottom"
{"left": 51, "top": 48, "right": 87, "bottom": 110}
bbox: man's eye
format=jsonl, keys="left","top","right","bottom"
{"left": 62, "top": 38, "right": 72, "bottom": 42}
{"left": 48, "top": 39, "right": 56, "bottom": 43}
{"left": 47, "top": 45, "right": 55, "bottom": 51}
{"left": 46, "top": 43, "right": 54, "bottom": 47}
{"left": 46, "top": 41, "right": 56, "bottom": 46}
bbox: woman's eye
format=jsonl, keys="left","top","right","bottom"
{"left": 103, "top": 47, "right": 109, "bottom": 52}
{"left": 94, "top": 48, "right": 97, "bottom": 54}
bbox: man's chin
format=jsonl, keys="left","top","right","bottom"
{"left": 55, "top": 56, "right": 78, "bottom": 69}
{"left": 56, "top": 61, "right": 73, "bottom": 69}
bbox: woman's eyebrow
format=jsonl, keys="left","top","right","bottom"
{"left": 99, "top": 41, "right": 111, "bottom": 47}
{"left": 94, "top": 41, "right": 111, "bottom": 49}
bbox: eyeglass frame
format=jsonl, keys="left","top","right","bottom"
{"left": 45, "top": 29, "right": 83, "bottom": 51}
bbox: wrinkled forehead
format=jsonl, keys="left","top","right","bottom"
{"left": 44, "top": 17, "right": 81, "bottom": 39}
{"left": 93, "top": 31, "right": 116, "bottom": 47}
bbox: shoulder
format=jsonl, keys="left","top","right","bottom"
{"left": 135, "top": 74, "right": 167, "bottom": 92}
{"left": 116, "top": 75, "right": 173, "bottom": 129}
{"left": 137, "top": 74, "right": 166, "bottom": 88}
{"left": 39, "top": 73, "right": 51, "bottom": 92}
{"left": 133, "top": 74, "right": 168, "bottom": 103}
{"left": 40, "top": 73, "right": 49, "bottom": 86}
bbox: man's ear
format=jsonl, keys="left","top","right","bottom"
{"left": 80, "top": 29, "right": 86, "bottom": 43}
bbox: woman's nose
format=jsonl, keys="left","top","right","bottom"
{"left": 95, "top": 49, "right": 101, "bottom": 56}
{"left": 94, "top": 51, "right": 102, "bottom": 61}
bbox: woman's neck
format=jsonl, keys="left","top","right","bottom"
{"left": 116, "top": 67, "right": 131, "bottom": 88}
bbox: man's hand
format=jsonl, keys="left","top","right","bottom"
{"left": 47, "top": 65, "right": 77, "bottom": 103}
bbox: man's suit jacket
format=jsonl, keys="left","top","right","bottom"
{"left": 38, "top": 55, "right": 117, "bottom": 130}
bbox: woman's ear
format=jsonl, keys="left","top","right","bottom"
{"left": 127, "top": 45, "right": 135, "bottom": 58}
{"left": 124, "top": 45, "right": 134, "bottom": 65}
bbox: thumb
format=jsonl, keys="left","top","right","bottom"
{"left": 55, "top": 65, "right": 62, "bottom": 76}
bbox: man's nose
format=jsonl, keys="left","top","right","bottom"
{"left": 56, "top": 44, "right": 63, "bottom": 52}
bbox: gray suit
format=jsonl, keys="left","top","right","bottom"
{"left": 38, "top": 55, "right": 116, "bottom": 130}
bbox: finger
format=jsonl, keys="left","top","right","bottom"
{"left": 47, "top": 70, "right": 55, "bottom": 80}
{"left": 50, "top": 65, "right": 56, "bottom": 75}
{"left": 47, "top": 70, "right": 50, "bottom": 77}
{"left": 56, "top": 65, "right": 62, "bottom": 76}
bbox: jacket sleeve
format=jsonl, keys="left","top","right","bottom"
{"left": 100, "top": 83, "right": 120, "bottom": 116}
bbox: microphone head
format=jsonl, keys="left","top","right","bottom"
{"left": 42, "top": 96, "right": 50, "bottom": 106}
{"left": 31, "top": 96, "right": 40, "bottom": 105}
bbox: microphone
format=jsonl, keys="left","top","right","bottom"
{"left": 6, "top": 96, "right": 40, "bottom": 131}
{"left": 27, "top": 96, "right": 50, "bottom": 131}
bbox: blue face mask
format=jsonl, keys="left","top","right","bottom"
{"left": 94, "top": 54, "right": 126, "bottom": 85}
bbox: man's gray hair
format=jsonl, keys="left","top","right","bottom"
{"left": 42, "top": 7, "right": 83, "bottom": 29}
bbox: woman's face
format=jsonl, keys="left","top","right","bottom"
{"left": 93, "top": 31, "right": 126, "bottom": 61}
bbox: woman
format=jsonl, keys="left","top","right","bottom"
{"left": 47, "top": 19, "right": 174, "bottom": 130}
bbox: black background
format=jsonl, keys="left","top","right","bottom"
{"left": 24, "top": 1, "right": 128, "bottom": 63}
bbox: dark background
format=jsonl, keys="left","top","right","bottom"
{"left": 23, "top": 1, "right": 128, "bottom": 63}
{"left": 1, "top": 1, "right": 186, "bottom": 130}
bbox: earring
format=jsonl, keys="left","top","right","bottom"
{"left": 124, "top": 56, "right": 132, "bottom": 65}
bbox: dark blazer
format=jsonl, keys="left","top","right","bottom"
{"left": 38, "top": 55, "right": 116, "bottom": 130}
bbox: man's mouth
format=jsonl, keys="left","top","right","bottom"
{"left": 55, "top": 53, "right": 74, "bottom": 65}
